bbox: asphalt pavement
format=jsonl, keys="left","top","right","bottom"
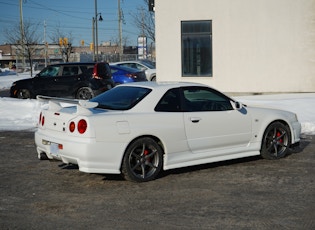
{"left": 0, "top": 131, "right": 314, "bottom": 229}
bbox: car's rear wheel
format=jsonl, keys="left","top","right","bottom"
{"left": 261, "top": 121, "right": 291, "bottom": 159}
{"left": 76, "top": 87, "right": 94, "bottom": 99}
{"left": 122, "top": 137, "right": 163, "bottom": 182}
{"left": 17, "top": 89, "right": 31, "bottom": 99}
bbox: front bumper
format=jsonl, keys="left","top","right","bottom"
{"left": 291, "top": 120, "right": 302, "bottom": 145}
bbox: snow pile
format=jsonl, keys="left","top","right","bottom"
{"left": 0, "top": 71, "right": 314, "bottom": 134}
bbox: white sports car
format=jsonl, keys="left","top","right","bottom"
{"left": 35, "top": 82, "right": 301, "bottom": 182}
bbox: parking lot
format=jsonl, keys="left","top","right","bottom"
{"left": 0, "top": 131, "right": 314, "bottom": 229}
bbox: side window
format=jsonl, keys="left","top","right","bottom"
{"left": 183, "top": 87, "right": 233, "bottom": 111}
{"left": 155, "top": 89, "right": 181, "bottom": 112}
{"left": 136, "top": 64, "right": 146, "bottom": 71}
{"left": 62, "top": 66, "right": 79, "bottom": 76}
{"left": 124, "top": 63, "right": 137, "bottom": 69}
{"left": 39, "top": 66, "right": 60, "bottom": 77}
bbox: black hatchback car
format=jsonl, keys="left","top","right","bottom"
{"left": 10, "top": 62, "right": 114, "bottom": 99}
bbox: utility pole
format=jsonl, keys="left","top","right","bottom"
{"left": 44, "top": 20, "right": 47, "bottom": 67}
{"left": 19, "top": 0, "right": 25, "bottom": 69}
{"left": 141, "top": 8, "right": 146, "bottom": 59}
{"left": 92, "top": 17, "right": 95, "bottom": 61}
{"left": 95, "top": 0, "right": 99, "bottom": 61}
{"left": 118, "top": 0, "right": 123, "bottom": 61}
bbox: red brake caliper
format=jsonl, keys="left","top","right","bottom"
{"left": 144, "top": 149, "right": 151, "bottom": 162}
{"left": 276, "top": 131, "right": 283, "bottom": 143}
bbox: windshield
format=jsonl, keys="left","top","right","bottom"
{"left": 90, "top": 86, "right": 152, "bottom": 110}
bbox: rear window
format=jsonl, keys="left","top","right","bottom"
{"left": 91, "top": 86, "right": 151, "bottom": 110}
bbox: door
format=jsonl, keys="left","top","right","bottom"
{"left": 32, "top": 65, "right": 61, "bottom": 96}
{"left": 52, "top": 65, "right": 81, "bottom": 97}
{"left": 182, "top": 87, "right": 252, "bottom": 154}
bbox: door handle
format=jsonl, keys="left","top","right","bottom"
{"left": 190, "top": 117, "right": 201, "bottom": 123}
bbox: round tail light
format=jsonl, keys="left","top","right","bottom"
{"left": 39, "top": 112, "right": 42, "bottom": 125}
{"left": 77, "top": 119, "right": 87, "bottom": 134}
{"left": 41, "top": 115, "right": 45, "bottom": 126}
{"left": 69, "top": 121, "right": 76, "bottom": 133}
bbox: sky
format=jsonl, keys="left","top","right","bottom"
{"left": 0, "top": 0, "right": 146, "bottom": 46}
{"left": 0, "top": 69, "right": 315, "bottom": 135}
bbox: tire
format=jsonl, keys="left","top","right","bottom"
{"left": 150, "top": 76, "right": 156, "bottom": 81}
{"left": 122, "top": 137, "right": 163, "bottom": 182}
{"left": 17, "top": 89, "right": 31, "bottom": 99}
{"left": 76, "top": 87, "right": 94, "bottom": 100}
{"left": 260, "top": 121, "right": 291, "bottom": 159}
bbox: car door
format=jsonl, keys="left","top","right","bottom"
{"left": 182, "top": 86, "right": 252, "bottom": 154}
{"left": 32, "top": 65, "right": 61, "bottom": 96}
{"left": 51, "top": 65, "right": 81, "bottom": 97}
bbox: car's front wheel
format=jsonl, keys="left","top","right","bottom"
{"left": 261, "top": 122, "right": 291, "bottom": 159}
{"left": 76, "top": 87, "right": 94, "bottom": 99}
{"left": 122, "top": 137, "right": 163, "bottom": 182}
{"left": 17, "top": 89, "right": 31, "bottom": 99}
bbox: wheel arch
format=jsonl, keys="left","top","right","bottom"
{"left": 119, "top": 134, "right": 165, "bottom": 170}
{"left": 150, "top": 74, "right": 156, "bottom": 81}
{"left": 260, "top": 119, "right": 292, "bottom": 146}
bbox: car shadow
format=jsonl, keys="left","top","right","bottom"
{"left": 159, "top": 136, "right": 311, "bottom": 180}
{"left": 56, "top": 136, "right": 311, "bottom": 182}
{"left": 159, "top": 155, "right": 262, "bottom": 179}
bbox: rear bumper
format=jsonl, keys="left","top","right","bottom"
{"left": 35, "top": 130, "right": 125, "bottom": 174}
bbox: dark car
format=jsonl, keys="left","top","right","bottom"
{"left": 10, "top": 62, "right": 114, "bottom": 99}
{"left": 110, "top": 65, "right": 147, "bottom": 85}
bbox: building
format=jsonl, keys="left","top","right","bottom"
{"left": 0, "top": 43, "right": 141, "bottom": 70}
{"left": 155, "top": 0, "right": 315, "bottom": 93}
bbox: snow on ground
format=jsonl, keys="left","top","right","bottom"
{"left": 0, "top": 68, "right": 38, "bottom": 90}
{"left": 0, "top": 70, "right": 314, "bottom": 134}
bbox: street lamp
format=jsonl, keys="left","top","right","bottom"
{"left": 94, "top": 0, "right": 103, "bottom": 62}
{"left": 92, "top": 14, "right": 103, "bottom": 61}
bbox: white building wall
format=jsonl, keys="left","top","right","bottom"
{"left": 155, "top": 0, "right": 315, "bottom": 93}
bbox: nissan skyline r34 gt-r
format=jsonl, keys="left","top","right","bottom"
{"left": 35, "top": 81, "right": 301, "bottom": 182}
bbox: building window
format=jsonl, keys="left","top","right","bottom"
{"left": 181, "top": 20, "right": 212, "bottom": 77}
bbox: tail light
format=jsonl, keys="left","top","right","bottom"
{"left": 69, "top": 119, "right": 87, "bottom": 134}
{"left": 126, "top": 73, "right": 137, "bottom": 79}
{"left": 39, "top": 112, "right": 42, "bottom": 125}
{"left": 39, "top": 112, "right": 45, "bottom": 126}
{"left": 92, "top": 65, "right": 101, "bottom": 79}
{"left": 69, "top": 121, "right": 75, "bottom": 133}
{"left": 77, "top": 119, "right": 87, "bottom": 134}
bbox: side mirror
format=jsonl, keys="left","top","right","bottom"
{"left": 232, "top": 101, "right": 243, "bottom": 110}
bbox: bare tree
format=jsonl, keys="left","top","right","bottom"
{"left": 50, "top": 26, "right": 74, "bottom": 62}
{"left": 4, "top": 20, "right": 41, "bottom": 76}
{"left": 130, "top": 0, "right": 155, "bottom": 42}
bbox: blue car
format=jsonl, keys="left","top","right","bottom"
{"left": 110, "top": 65, "right": 147, "bottom": 85}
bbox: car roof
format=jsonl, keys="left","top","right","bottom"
{"left": 115, "top": 81, "right": 209, "bottom": 90}
{"left": 112, "top": 60, "right": 155, "bottom": 67}
{"left": 109, "top": 65, "right": 142, "bottom": 73}
{"left": 47, "top": 62, "right": 97, "bottom": 67}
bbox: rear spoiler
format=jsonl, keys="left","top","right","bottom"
{"left": 37, "top": 95, "right": 98, "bottom": 115}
